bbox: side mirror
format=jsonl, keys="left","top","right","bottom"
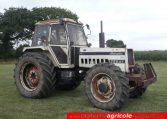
{"left": 85, "top": 24, "right": 91, "bottom": 35}
{"left": 86, "top": 24, "right": 90, "bottom": 30}
{"left": 88, "top": 43, "right": 92, "bottom": 47}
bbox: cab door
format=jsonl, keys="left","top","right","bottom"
{"left": 49, "top": 24, "right": 69, "bottom": 65}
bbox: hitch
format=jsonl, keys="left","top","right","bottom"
{"left": 128, "top": 63, "right": 157, "bottom": 88}
{"left": 142, "top": 63, "right": 157, "bottom": 87}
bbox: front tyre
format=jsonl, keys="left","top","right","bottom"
{"left": 14, "top": 52, "right": 55, "bottom": 98}
{"left": 84, "top": 63, "right": 129, "bottom": 110}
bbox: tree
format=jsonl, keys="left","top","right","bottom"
{"left": 0, "top": 7, "right": 78, "bottom": 59}
{"left": 106, "top": 39, "right": 126, "bottom": 48}
{"left": 32, "top": 7, "right": 78, "bottom": 22}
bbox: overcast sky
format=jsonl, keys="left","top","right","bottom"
{"left": 0, "top": 0, "right": 167, "bottom": 50}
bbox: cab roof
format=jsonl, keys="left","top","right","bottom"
{"left": 36, "top": 18, "right": 83, "bottom": 25}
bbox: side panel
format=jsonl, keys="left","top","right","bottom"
{"left": 79, "top": 48, "right": 128, "bottom": 72}
{"left": 48, "top": 45, "right": 76, "bottom": 68}
{"left": 51, "top": 46, "right": 67, "bottom": 64}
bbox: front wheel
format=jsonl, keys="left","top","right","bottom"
{"left": 84, "top": 63, "right": 129, "bottom": 110}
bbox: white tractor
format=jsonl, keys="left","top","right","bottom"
{"left": 14, "top": 18, "right": 157, "bottom": 110}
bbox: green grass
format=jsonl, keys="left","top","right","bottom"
{"left": 0, "top": 61, "right": 167, "bottom": 119}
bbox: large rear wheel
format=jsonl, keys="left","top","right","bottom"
{"left": 84, "top": 63, "right": 129, "bottom": 110}
{"left": 14, "top": 52, "right": 55, "bottom": 98}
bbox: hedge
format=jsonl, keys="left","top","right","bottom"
{"left": 0, "top": 48, "right": 167, "bottom": 61}
{"left": 135, "top": 50, "right": 167, "bottom": 61}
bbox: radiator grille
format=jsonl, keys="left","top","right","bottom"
{"left": 80, "top": 58, "right": 125, "bottom": 64}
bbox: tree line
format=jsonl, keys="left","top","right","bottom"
{"left": 1, "top": 7, "right": 145, "bottom": 60}
{"left": 0, "top": 7, "right": 78, "bottom": 59}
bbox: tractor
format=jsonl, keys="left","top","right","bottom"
{"left": 14, "top": 18, "right": 157, "bottom": 110}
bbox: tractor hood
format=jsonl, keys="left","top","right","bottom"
{"left": 79, "top": 47, "right": 128, "bottom": 72}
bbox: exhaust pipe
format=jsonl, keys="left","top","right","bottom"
{"left": 99, "top": 21, "right": 105, "bottom": 48}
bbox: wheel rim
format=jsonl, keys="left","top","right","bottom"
{"left": 90, "top": 73, "right": 116, "bottom": 103}
{"left": 20, "top": 62, "right": 40, "bottom": 91}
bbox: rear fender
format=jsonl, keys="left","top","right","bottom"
{"left": 22, "top": 46, "right": 59, "bottom": 67}
{"left": 23, "top": 46, "right": 46, "bottom": 52}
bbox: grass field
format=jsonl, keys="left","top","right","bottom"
{"left": 0, "top": 61, "right": 166, "bottom": 119}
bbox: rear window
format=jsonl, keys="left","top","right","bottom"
{"left": 32, "top": 25, "right": 50, "bottom": 46}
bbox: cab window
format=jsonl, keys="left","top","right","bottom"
{"left": 67, "top": 24, "right": 87, "bottom": 46}
{"left": 32, "top": 25, "right": 50, "bottom": 46}
{"left": 50, "top": 24, "right": 67, "bottom": 45}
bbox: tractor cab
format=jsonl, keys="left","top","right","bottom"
{"left": 30, "top": 18, "right": 88, "bottom": 67}
{"left": 32, "top": 18, "right": 88, "bottom": 47}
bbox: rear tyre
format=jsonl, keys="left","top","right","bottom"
{"left": 84, "top": 63, "right": 129, "bottom": 110}
{"left": 14, "top": 52, "right": 55, "bottom": 98}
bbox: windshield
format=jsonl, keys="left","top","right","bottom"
{"left": 67, "top": 24, "right": 87, "bottom": 46}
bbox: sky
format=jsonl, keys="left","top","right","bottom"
{"left": 0, "top": 0, "right": 167, "bottom": 50}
